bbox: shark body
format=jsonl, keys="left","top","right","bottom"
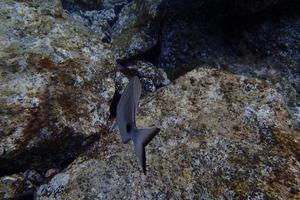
{"left": 116, "top": 76, "right": 160, "bottom": 174}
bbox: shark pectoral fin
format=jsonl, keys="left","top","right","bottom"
{"left": 132, "top": 127, "right": 160, "bottom": 174}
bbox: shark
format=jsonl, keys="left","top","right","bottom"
{"left": 116, "top": 76, "right": 160, "bottom": 174}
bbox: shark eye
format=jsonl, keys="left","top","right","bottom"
{"left": 126, "top": 123, "right": 132, "bottom": 132}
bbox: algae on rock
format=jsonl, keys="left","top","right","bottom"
{"left": 0, "top": 0, "right": 115, "bottom": 175}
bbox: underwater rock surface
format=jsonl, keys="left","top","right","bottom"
{"left": 1, "top": 0, "right": 300, "bottom": 199}
{"left": 115, "top": 61, "right": 170, "bottom": 94}
{"left": 36, "top": 68, "right": 300, "bottom": 200}
{"left": 0, "top": 0, "right": 115, "bottom": 176}
{"left": 0, "top": 170, "right": 43, "bottom": 199}
{"left": 111, "top": 0, "right": 163, "bottom": 60}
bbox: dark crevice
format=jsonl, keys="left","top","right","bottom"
{"left": 108, "top": 90, "right": 121, "bottom": 120}
{"left": 4, "top": 191, "right": 34, "bottom": 200}
{"left": 0, "top": 128, "right": 100, "bottom": 177}
{"left": 215, "top": 0, "right": 300, "bottom": 41}
{"left": 61, "top": 0, "right": 102, "bottom": 11}
{"left": 0, "top": 130, "right": 100, "bottom": 199}
{"left": 116, "top": 42, "right": 162, "bottom": 67}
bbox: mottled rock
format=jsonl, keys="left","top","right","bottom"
{"left": 36, "top": 68, "right": 299, "bottom": 200}
{"left": 0, "top": 0, "right": 115, "bottom": 174}
{"left": 45, "top": 169, "right": 60, "bottom": 179}
{"left": 111, "top": 0, "right": 163, "bottom": 60}
{"left": 65, "top": 8, "right": 117, "bottom": 42}
{"left": 62, "top": 0, "right": 120, "bottom": 42}
{"left": 60, "top": 0, "right": 300, "bottom": 128}
{"left": 61, "top": 0, "right": 131, "bottom": 43}
{"left": 0, "top": 170, "right": 43, "bottom": 199}
{"left": 157, "top": 0, "right": 300, "bottom": 125}
{"left": 116, "top": 61, "right": 170, "bottom": 93}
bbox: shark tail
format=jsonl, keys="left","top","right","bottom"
{"left": 121, "top": 132, "right": 131, "bottom": 144}
{"left": 131, "top": 127, "right": 160, "bottom": 174}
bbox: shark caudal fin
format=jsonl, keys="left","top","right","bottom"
{"left": 131, "top": 127, "right": 160, "bottom": 174}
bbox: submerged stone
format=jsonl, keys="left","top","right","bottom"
{"left": 36, "top": 68, "right": 300, "bottom": 200}
{"left": 0, "top": 0, "right": 115, "bottom": 175}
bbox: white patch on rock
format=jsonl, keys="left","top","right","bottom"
{"left": 37, "top": 173, "right": 70, "bottom": 196}
{"left": 206, "top": 82, "right": 223, "bottom": 101}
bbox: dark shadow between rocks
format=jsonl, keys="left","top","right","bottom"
{"left": 4, "top": 191, "right": 34, "bottom": 200}
{"left": 155, "top": 0, "right": 300, "bottom": 78}
{"left": 0, "top": 128, "right": 99, "bottom": 177}
{"left": 61, "top": 0, "right": 103, "bottom": 11}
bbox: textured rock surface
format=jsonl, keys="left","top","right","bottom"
{"left": 1, "top": 0, "right": 300, "bottom": 199}
{"left": 156, "top": 0, "right": 300, "bottom": 125}
{"left": 61, "top": 0, "right": 127, "bottom": 42}
{"left": 0, "top": 170, "right": 43, "bottom": 199}
{"left": 64, "top": 8, "right": 117, "bottom": 42}
{"left": 0, "top": 0, "right": 115, "bottom": 175}
{"left": 116, "top": 61, "right": 170, "bottom": 93}
{"left": 111, "top": 0, "right": 163, "bottom": 60}
{"left": 36, "top": 68, "right": 300, "bottom": 200}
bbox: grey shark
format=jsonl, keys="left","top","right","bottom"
{"left": 116, "top": 76, "right": 160, "bottom": 174}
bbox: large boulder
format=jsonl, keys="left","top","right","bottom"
{"left": 0, "top": 0, "right": 115, "bottom": 175}
{"left": 36, "top": 68, "right": 299, "bottom": 199}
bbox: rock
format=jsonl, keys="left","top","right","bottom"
{"left": 156, "top": 0, "right": 300, "bottom": 126}
{"left": 62, "top": 0, "right": 103, "bottom": 10}
{"left": 60, "top": 0, "right": 300, "bottom": 129}
{"left": 102, "top": 0, "right": 130, "bottom": 10}
{"left": 61, "top": 0, "right": 130, "bottom": 43}
{"left": 111, "top": 0, "right": 163, "bottom": 60}
{"left": 62, "top": 0, "right": 121, "bottom": 42}
{"left": 64, "top": 8, "right": 117, "bottom": 42}
{"left": 0, "top": 173, "right": 30, "bottom": 199}
{"left": 36, "top": 68, "right": 299, "bottom": 199}
{"left": 45, "top": 169, "right": 60, "bottom": 179}
{"left": 116, "top": 61, "right": 170, "bottom": 93}
{"left": 0, "top": 170, "right": 43, "bottom": 199}
{"left": 23, "top": 170, "right": 44, "bottom": 184}
{"left": 0, "top": 0, "right": 115, "bottom": 175}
